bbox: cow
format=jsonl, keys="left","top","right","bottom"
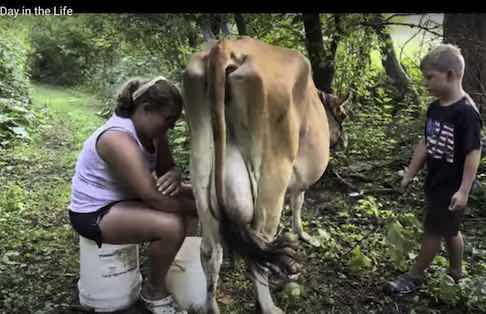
{"left": 182, "top": 36, "right": 348, "bottom": 314}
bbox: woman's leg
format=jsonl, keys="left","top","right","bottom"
{"left": 98, "top": 201, "right": 185, "bottom": 300}
{"left": 179, "top": 184, "right": 200, "bottom": 236}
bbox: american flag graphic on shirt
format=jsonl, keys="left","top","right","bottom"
{"left": 426, "top": 119, "right": 455, "bottom": 163}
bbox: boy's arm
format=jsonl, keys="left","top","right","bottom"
{"left": 449, "top": 149, "right": 481, "bottom": 211}
{"left": 402, "top": 138, "right": 427, "bottom": 189}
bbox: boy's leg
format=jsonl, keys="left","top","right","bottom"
{"left": 385, "top": 231, "right": 441, "bottom": 295}
{"left": 441, "top": 207, "right": 465, "bottom": 281}
{"left": 409, "top": 231, "right": 442, "bottom": 277}
{"left": 445, "top": 231, "right": 464, "bottom": 279}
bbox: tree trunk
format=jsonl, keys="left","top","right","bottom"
{"left": 303, "top": 14, "right": 334, "bottom": 93}
{"left": 196, "top": 14, "right": 216, "bottom": 41}
{"left": 234, "top": 13, "right": 247, "bottom": 36}
{"left": 444, "top": 13, "right": 486, "bottom": 119}
{"left": 209, "top": 14, "right": 230, "bottom": 38}
{"left": 372, "top": 15, "right": 421, "bottom": 115}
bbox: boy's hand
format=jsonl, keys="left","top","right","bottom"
{"left": 154, "top": 168, "right": 181, "bottom": 197}
{"left": 449, "top": 190, "right": 468, "bottom": 211}
{"left": 398, "top": 167, "right": 411, "bottom": 193}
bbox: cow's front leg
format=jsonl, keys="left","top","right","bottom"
{"left": 251, "top": 265, "right": 284, "bottom": 314}
{"left": 290, "top": 191, "right": 320, "bottom": 247}
{"left": 200, "top": 226, "right": 223, "bottom": 314}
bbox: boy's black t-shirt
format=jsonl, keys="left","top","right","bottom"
{"left": 424, "top": 96, "right": 482, "bottom": 208}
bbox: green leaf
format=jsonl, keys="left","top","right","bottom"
{"left": 2, "top": 251, "right": 20, "bottom": 265}
{"left": 349, "top": 245, "right": 372, "bottom": 272}
{"left": 11, "top": 126, "right": 29, "bottom": 138}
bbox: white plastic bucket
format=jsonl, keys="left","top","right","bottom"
{"left": 78, "top": 236, "right": 142, "bottom": 312}
{"left": 166, "top": 236, "right": 207, "bottom": 311}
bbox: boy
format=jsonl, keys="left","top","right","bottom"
{"left": 385, "top": 44, "right": 482, "bottom": 296}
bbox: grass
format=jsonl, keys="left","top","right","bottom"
{"left": 0, "top": 83, "right": 103, "bottom": 314}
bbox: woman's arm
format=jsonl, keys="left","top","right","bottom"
{"left": 97, "top": 130, "right": 196, "bottom": 215}
{"left": 155, "top": 133, "right": 177, "bottom": 177}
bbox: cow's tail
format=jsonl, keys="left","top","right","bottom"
{"left": 207, "top": 41, "right": 300, "bottom": 281}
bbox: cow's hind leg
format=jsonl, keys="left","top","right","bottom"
{"left": 251, "top": 265, "right": 284, "bottom": 314}
{"left": 200, "top": 218, "right": 224, "bottom": 314}
{"left": 290, "top": 191, "right": 320, "bottom": 247}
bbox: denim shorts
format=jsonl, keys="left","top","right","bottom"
{"left": 69, "top": 201, "right": 122, "bottom": 248}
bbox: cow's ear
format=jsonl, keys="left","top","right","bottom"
{"left": 338, "top": 92, "right": 352, "bottom": 120}
{"left": 340, "top": 91, "right": 352, "bottom": 110}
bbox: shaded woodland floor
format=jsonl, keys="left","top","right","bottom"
{"left": 1, "top": 84, "right": 485, "bottom": 314}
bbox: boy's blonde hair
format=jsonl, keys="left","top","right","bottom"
{"left": 420, "top": 43, "right": 465, "bottom": 78}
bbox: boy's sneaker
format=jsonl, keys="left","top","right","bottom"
{"left": 384, "top": 272, "right": 424, "bottom": 297}
{"left": 447, "top": 269, "right": 464, "bottom": 283}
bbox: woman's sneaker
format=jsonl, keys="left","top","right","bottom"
{"left": 141, "top": 294, "right": 188, "bottom": 314}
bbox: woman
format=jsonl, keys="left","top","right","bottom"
{"left": 68, "top": 76, "right": 197, "bottom": 314}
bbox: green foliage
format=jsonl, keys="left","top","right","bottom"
{"left": 354, "top": 195, "right": 383, "bottom": 218}
{"left": 30, "top": 15, "right": 121, "bottom": 86}
{"left": 315, "top": 227, "right": 341, "bottom": 259}
{"left": 0, "top": 183, "right": 28, "bottom": 216}
{"left": 86, "top": 53, "right": 170, "bottom": 117}
{"left": 333, "top": 14, "right": 381, "bottom": 97}
{"left": 0, "top": 18, "right": 32, "bottom": 101}
{"left": 254, "top": 14, "right": 305, "bottom": 52}
{"left": 459, "top": 277, "right": 486, "bottom": 312}
{"left": 1, "top": 13, "right": 485, "bottom": 314}
{"left": 168, "top": 119, "right": 190, "bottom": 174}
{"left": 385, "top": 220, "right": 419, "bottom": 271}
{"left": 0, "top": 98, "right": 35, "bottom": 146}
{"left": 0, "top": 84, "right": 102, "bottom": 313}
{"left": 348, "top": 245, "right": 373, "bottom": 273}
{"left": 0, "top": 17, "right": 33, "bottom": 146}
{"left": 429, "top": 271, "right": 462, "bottom": 305}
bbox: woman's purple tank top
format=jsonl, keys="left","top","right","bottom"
{"left": 69, "top": 114, "right": 156, "bottom": 213}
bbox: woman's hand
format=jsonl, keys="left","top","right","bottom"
{"left": 153, "top": 168, "right": 181, "bottom": 197}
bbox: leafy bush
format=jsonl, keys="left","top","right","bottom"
{"left": 85, "top": 53, "right": 171, "bottom": 118}
{"left": 0, "top": 19, "right": 32, "bottom": 102}
{"left": 0, "top": 98, "right": 36, "bottom": 147}
{"left": 168, "top": 119, "right": 190, "bottom": 175}
{"left": 0, "top": 18, "right": 34, "bottom": 146}
{"left": 29, "top": 15, "right": 121, "bottom": 86}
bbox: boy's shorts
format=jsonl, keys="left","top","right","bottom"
{"left": 69, "top": 201, "right": 122, "bottom": 248}
{"left": 424, "top": 195, "right": 465, "bottom": 238}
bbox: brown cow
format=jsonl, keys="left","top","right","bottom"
{"left": 182, "top": 37, "right": 347, "bottom": 314}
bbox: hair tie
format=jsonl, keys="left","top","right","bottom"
{"left": 132, "top": 76, "right": 168, "bottom": 101}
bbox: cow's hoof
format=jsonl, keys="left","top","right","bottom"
{"left": 206, "top": 298, "right": 220, "bottom": 314}
{"left": 257, "top": 304, "right": 285, "bottom": 314}
{"left": 267, "top": 305, "right": 285, "bottom": 314}
{"left": 299, "top": 232, "right": 320, "bottom": 247}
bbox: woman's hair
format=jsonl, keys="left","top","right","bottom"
{"left": 115, "top": 77, "right": 183, "bottom": 118}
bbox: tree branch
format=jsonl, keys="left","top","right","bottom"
{"left": 362, "top": 20, "right": 442, "bottom": 37}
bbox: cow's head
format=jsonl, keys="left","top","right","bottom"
{"left": 319, "top": 90, "right": 350, "bottom": 151}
